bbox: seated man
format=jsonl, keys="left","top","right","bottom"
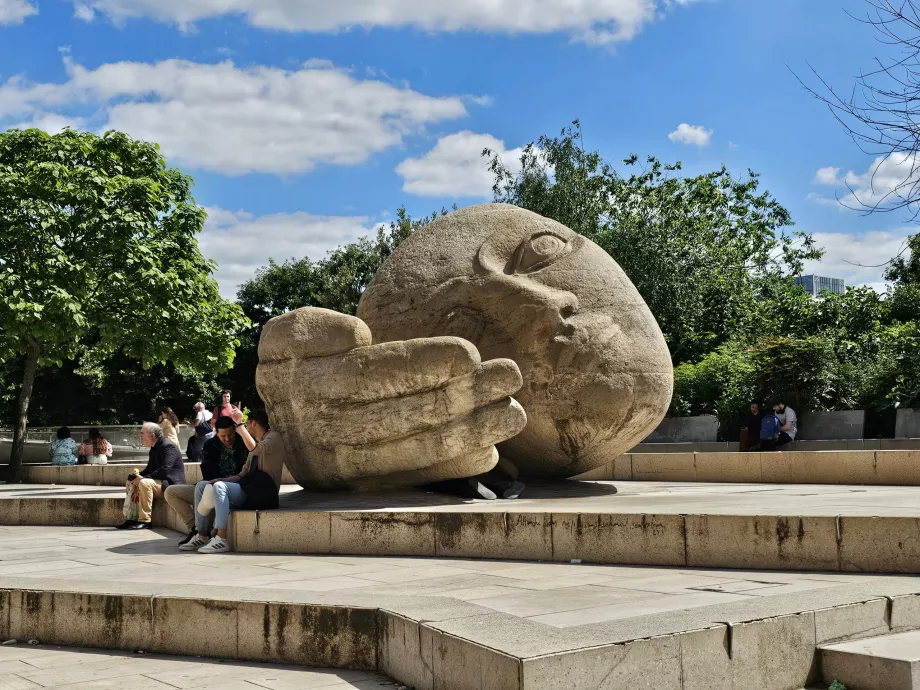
{"left": 182, "top": 409, "right": 285, "bottom": 554}
{"left": 773, "top": 400, "right": 798, "bottom": 449}
{"left": 742, "top": 402, "right": 764, "bottom": 452}
{"left": 117, "top": 422, "right": 185, "bottom": 530}
{"left": 165, "top": 415, "right": 253, "bottom": 547}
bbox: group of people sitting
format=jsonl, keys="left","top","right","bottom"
{"left": 49, "top": 427, "right": 114, "bottom": 465}
{"left": 116, "top": 406, "right": 285, "bottom": 555}
{"left": 743, "top": 400, "right": 798, "bottom": 451}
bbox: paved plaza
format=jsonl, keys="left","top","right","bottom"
{"left": 0, "top": 643, "right": 397, "bottom": 689}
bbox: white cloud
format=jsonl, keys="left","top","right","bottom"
{"left": 0, "top": 0, "right": 36, "bottom": 24}
{"left": 0, "top": 57, "right": 468, "bottom": 175}
{"left": 70, "top": 0, "right": 663, "bottom": 44}
{"left": 814, "top": 166, "right": 841, "bottom": 185}
{"left": 668, "top": 123, "right": 712, "bottom": 147}
{"left": 811, "top": 153, "right": 920, "bottom": 212}
{"left": 396, "top": 131, "right": 523, "bottom": 198}
{"left": 804, "top": 229, "right": 915, "bottom": 293}
{"left": 200, "top": 207, "right": 379, "bottom": 297}
{"left": 12, "top": 113, "right": 85, "bottom": 133}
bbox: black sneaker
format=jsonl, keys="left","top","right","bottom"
{"left": 126, "top": 522, "right": 151, "bottom": 530}
{"left": 501, "top": 481, "right": 526, "bottom": 500}
{"left": 178, "top": 530, "right": 196, "bottom": 546}
{"left": 115, "top": 520, "right": 137, "bottom": 530}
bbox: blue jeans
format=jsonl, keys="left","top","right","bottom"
{"left": 194, "top": 480, "right": 247, "bottom": 532}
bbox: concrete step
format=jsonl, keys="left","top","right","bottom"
{"left": 820, "top": 630, "right": 920, "bottom": 690}
{"left": 6, "top": 481, "right": 920, "bottom": 573}
{"left": 9, "top": 525, "right": 920, "bottom": 690}
{"left": 574, "top": 449, "right": 920, "bottom": 485}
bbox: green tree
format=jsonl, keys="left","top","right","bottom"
{"left": 486, "top": 121, "right": 822, "bottom": 362}
{"left": 0, "top": 128, "right": 247, "bottom": 480}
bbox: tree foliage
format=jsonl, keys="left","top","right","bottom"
{"left": 486, "top": 122, "right": 822, "bottom": 362}
{"left": 0, "top": 128, "right": 247, "bottom": 478}
{"left": 486, "top": 121, "right": 920, "bottom": 432}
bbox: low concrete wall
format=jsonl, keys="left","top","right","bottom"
{"left": 574, "top": 449, "right": 920, "bottom": 486}
{"left": 0, "top": 424, "right": 194, "bottom": 449}
{"left": 798, "top": 410, "right": 866, "bottom": 440}
{"left": 0, "top": 440, "right": 149, "bottom": 466}
{"left": 896, "top": 408, "right": 920, "bottom": 439}
{"left": 644, "top": 416, "right": 719, "bottom": 443}
{"left": 20, "top": 461, "right": 298, "bottom": 486}
{"left": 628, "top": 439, "right": 920, "bottom": 453}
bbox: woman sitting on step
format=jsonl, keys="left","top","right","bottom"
{"left": 77, "top": 428, "right": 113, "bottom": 465}
{"left": 48, "top": 426, "right": 78, "bottom": 466}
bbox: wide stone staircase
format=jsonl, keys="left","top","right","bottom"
{"left": 4, "top": 447, "right": 920, "bottom": 689}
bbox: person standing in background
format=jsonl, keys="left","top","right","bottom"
{"left": 158, "top": 407, "right": 181, "bottom": 447}
{"left": 211, "top": 390, "right": 235, "bottom": 430}
{"left": 193, "top": 402, "right": 212, "bottom": 427}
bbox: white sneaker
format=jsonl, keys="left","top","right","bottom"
{"left": 179, "top": 533, "right": 210, "bottom": 551}
{"left": 198, "top": 536, "right": 231, "bottom": 554}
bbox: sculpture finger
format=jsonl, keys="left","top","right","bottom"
{"left": 307, "top": 359, "right": 522, "bottom": 446}
{"left": 331, "top": 398, "right": 527, "bottom": 478}
{"left": 259, "top": 307, "right": 372, "bottom": 361}
{"left": 258, "top": 336, "right": 482, "bottom": 404}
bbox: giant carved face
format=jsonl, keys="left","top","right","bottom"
{"left": 357, "top": 204, "right": 672, "bottom": 478}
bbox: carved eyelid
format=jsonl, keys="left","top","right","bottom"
{"left": 512, "top": 231, "right": 573, "bottom": 274}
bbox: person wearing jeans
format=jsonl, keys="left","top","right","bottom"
{"left": 166, "top": 415, "right": 252, "bottom": 546}
{"left": 182, "top": 409, "right": 285, "bottom": 554}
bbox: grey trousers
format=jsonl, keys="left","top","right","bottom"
{"left": 164, "top": 484, "right": 213, "bottom": 533}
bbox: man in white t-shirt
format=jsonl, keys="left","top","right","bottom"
{"left": 193, "top": 402, "right": 213, "bottom": 426}
{"left": 772, "top": 401, "right": 797, "bottom": 448}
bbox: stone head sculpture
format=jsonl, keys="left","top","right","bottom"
{"left": 358, "top": 203, "right": 673, "bottom": 478}
{"left": 256, "top": 203, "right": 671, "bottom": 490}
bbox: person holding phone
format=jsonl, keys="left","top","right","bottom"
{"left": 182, "top": 408, "right": 285, "bottom": 553}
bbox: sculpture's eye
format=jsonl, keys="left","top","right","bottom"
{"left": 513, "top": 232, "right": 570, "bottom": 273}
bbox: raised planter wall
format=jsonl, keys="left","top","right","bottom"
{"left": 896, "top": 408, "right": 920, "bottom": 439}
{"left": 798, "top": 410, "right": 866, "bottom": 440}
{"left": 644, "top": 416, "right": 719, "bottom": 443}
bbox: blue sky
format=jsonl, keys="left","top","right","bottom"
{"left": 1, "top": 0, "right": 914, "bottom": 295}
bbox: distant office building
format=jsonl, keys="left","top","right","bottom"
{"left": 794, "top": 274, "right": 845, "bottom": 297}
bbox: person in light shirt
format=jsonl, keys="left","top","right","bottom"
{"left": 772, "top": 400, "right": 798, "bottom": 449}
{"left": 182, "top": 409, "right": 285, "bottom": 554}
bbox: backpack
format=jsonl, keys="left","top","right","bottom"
{"left": 760, "top": 414, "right": 780, "bottom": 441}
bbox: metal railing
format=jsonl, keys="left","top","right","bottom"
{"left": 0, "top": 425, "right": 193, "bottom": 449}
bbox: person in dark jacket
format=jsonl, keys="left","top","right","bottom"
{"left": 165, "top": 416, "right": 252, "bottom": 546}
{"left": 741, "top": 402, "right": 765, "bottom": 452}
{"left": 117, "top": 422, "right": 185, "bottom": 530}
{"left": 183, "top": 409, "right": 285, "bottom": 554}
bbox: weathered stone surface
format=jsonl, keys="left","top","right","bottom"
{"left": 257, "top": 308, "right": 527, "bottom": 490}
{"left": 358, "top": 204, "right": 673, "bottom": 478}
